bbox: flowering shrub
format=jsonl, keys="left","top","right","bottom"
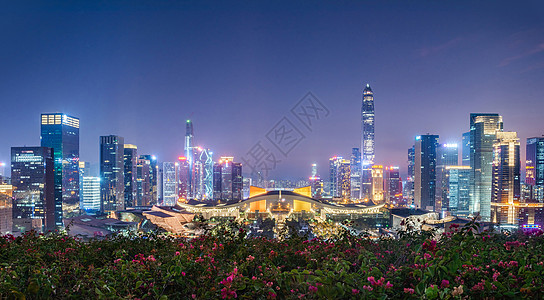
{"left": 1, "top": 220, "right": 543, "bottom": 299}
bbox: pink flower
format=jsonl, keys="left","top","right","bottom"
{"left": 352, "top": 289, "right": 359, "bottom": 294}
{"left": 308, "top": 285, "right": 318, "bottom": 293}
{"left": 268, "top": 292, "right": 277, "bottom": 298}
{"left": 182, "top": 272, "right": 186, "bottom": 276}
{"left": 246, "top": 255, "right": 255, "bottom": 261}
{"left": 191, "top": 294, "right": 196, "bottom": 299}
{"left": 404, "top": 288, "right": 415, "bottom": 294}
{"left": 175, "top": 251, "right": 180, "bottom": 256}
{"left": 424, "top": 253, "right": 432, "bottom": 260}
{"left": 441, "top": 280, "right": 450, "bottom": 288}
{"left": 385, "top": 281, "right": 393, "bottom": 289}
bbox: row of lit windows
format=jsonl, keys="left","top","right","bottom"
{"left": 41, "top": 114, "right": 80, "bottom": 128}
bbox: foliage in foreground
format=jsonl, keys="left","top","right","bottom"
{"left": 1, "top": 221, "right": 544, "bottom": 299}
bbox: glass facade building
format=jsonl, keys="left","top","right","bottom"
{"left": 123, "top": 144, "right": 138, "bottom": 208}
{"left": 11, "top": 147, "right": 55, "bottom": 232}
{"left": 81, "top": 177, "right": 101, "bottom": 214}
{"left": 445, "top": 166, "right": 471, "bottom": 217}
{"left": 40, "top": 113, "right": 79, "bottom": 226}
{"left": 469, "top": 113, "right": 503, "bottom": 222}
{"left": 491, "top": 132, "right": 520, "bottom": 225}
{"left": 162, "top": 162, "right": 178, "bottom": 206}
{"left": 100, "top": 135, "right": 125, "bottom": 213}
{"left": 414, "top": 135, "right": 439, "bottom": 211}
{"left": 361, "top": 84, "right": 374, "bottom": 200}
{"left": 526, "top": 137, "right": 544, "bottom": 201}
{"left": 350, "top": 148, "right": 362, "bottom": 200}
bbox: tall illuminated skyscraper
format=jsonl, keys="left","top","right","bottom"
{"left": 414, "top": 135, "right": 439, "bottom": 211}
{"left": 350, "top": 148, "right": 362, "bottom": 200}
{"left": 162, "top": 162, "right": 178, "bottom": 206}
{"left": 100, "top": 135, "right": 125, "bottom": 213}
{"left": 361, "top": 84, "right": 375, "bottom": 200}
{"left": 436, "top": 144, "right": 459, "bottom": 211}
{"left": 185, "top": 120, "right": 194, "bottom": 198}
{"left": 526, "top": 137, "right": 544, "bottom": 202}
{"left": 140, "top": 154, "right": 158, "bottom": 204}
{"left": 123, "top": 144, "right": 138, "bottom": 208}
{"left": 212, "top": 157, "right": 242, "bottom": 202}
{"left": 371, "top": 165, "right": 384, "bottom": 203}
{"left": 40, "top": 113, "right": 80, "bottom": 225}
{"left": 136, "top": 157, "right": 151, "bottom": 206}
{"left": 462, "top": 132, "right": 470, "bottom": 166}
{"left": 491, "top": 132, "right": 520, "bottom": 225}
{"left": 384, "top": 166, "right": 401, "bottom": 206}
{"left": 406, "top": 146, "right": 415, "bottom": 205}
{"left": 470, "top": 113, "right": 503, "bottom": 222}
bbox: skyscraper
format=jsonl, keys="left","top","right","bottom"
{"left": 414, "top": 135, "right": 439, "bottom": 211}
{"left": 212, "top": 157, "right": 243, "bottom": 202}
{"left": 162, "top": 162, "right": 178, "bottom": 206}
{"left": 526, "top": 137, "right": 544, "bottom": 201}
{"left": 350, "top": 148, "right": 362, "bottom": 200}
{"left": 177, "top": 156, "right": 190, "bottom": 202}
{"left": 329, "top": 156, "right": 341, "bottom": 198}
{"left": 100, "top": 135, "right": 125, "bottom": 214}
{"left": 185, "top": 120, "right": 195, "bottom": 198}
{"left": 40, "top": 113, "right": 80, "bottom": 225}
{"left": 445, "top": 166, "right": 471, "bottom": 217}
{"left": 0, "top": 183, "right": 12, "bottom": 234}
{"left": 361, "top": 84, "right": 375, "bottom": 200}
{"left": 123, "top": 144, "right": 138, "bottom": 208}
{"left": 136, "top": 158, "right": 151, "bottom": 206}
{"left": 371, "top": 165, "right": 384, "bottom": 203}
{"left": 338, "top": 159, "right": 351, "bottom": 202}
{"left": 361, "top": 84, "right": 375, "bottom": 165}
{"left": 470, "top": 113, "right": 503, "bottom": 222}
{"left": 491, "top": 132, "right": 521, "bottom": 225}
{"left": 406, "top": 146, "right": 415, "bottom": 205}
{"left": 11, "top": 147, "right": 55, "bottom": 232}
{"left": 140, "top": 155, "right": 158, "bottom": 204}
{"left": 436, "top": 144, "right": 459, "bottom": 212}
{"left": 462, "top": 132, "right": 470, "bottom": 166}
{"left": 384, "top": 166, "right": 401, "bottom": 206}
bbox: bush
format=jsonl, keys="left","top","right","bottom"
{"left": 1, "top": 221, "right": 543, "bottom": 299}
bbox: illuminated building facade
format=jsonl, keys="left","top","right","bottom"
{"left": 361, "top": 84, "right": 375, "bottom": 200}
{"left": 491, "top": 132, "right": 521, "bottom": 225}
{"left": 414, "top": 135, "right": 439, "bottom": 211}
{"left": 184, "top": 120, "right": 195, "bottom": 199}
{"left": 136, "top": 158, "right": 151, "bottom": 206}
{"left": 371, "top": 165, "right": 384, "bottom": 203}
{"left": 470, "top": 113, "right": 503, "bottom": 222}
{"left": 350, "top": 148, "right": 362, "bottom": 200}
{"left": 140, "top": 155, "right": 158, "bottom": 204}
{"left": 162, "top": 162, "right": 178, "bottom": 206}
{"left": 40, "top": 113, "right": 80, "bottom": 225}
{"left": 406, "top": 146, "right": 415, "bottom": 205}
{"left": 100, "top": 135, "right": 125, "bottom": 213}
{"left": 212, "top": 157, "right": 243, "bottom": 202}
{"left": 445, "top": 166, "right": 471, "bottom": 217}
{"left": 81, "top": 177, "right": 101, "bottom": 214}
{"left": 526, "top": 137, "right": 544, "bottom": 201}
{"left": 309, "top": 176, "right": 324, "bottom": 199}
{"left": 435, "top": 144, "right": 459, "bottom": 212}
{"left": 311, "top": 163, "right": 317, "bottom": 177}
{"left": 384, "top": 166, "right": 402, "bottom": 206}
{"left": 11, "top": 147, "right": 55, "bottom": 232}
{"left": 329, "top": 157, "right": 341, "bottom": 198}
{"left": 123, "top": 144, "right": 138, "bottom": 208}
{"left": 0, "top": 184, "right": 12, "bottom": 234}
{"left": 338, "top": 160, "right": 351, "bottom": 201}
{"left": 462, "top": 132, "right": 470, "bottom": 166}
{"left": 178, "top": 157, "right": 190, "bottom": 202}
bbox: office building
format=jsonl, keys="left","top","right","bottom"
{"left": 136, "top": 158, "right": 151, "bottom": 206}
{"left": 40, "top": 113, "right": 80, "bottom": 224}
{"left": 81, "top": 177, "right": 101, "bottom": 214}
{"left": 371, "top": 165, "right": 384, "bottom": 203}
{"left": 338, "top": 159, "right": 351, "bottom": 202}
{"left": 435, "top": 144, "right": 459, "bottom": 212}
{"left": 406, "top": 146, "right": 415, "bottom": 205}
{"left": 140, "top": 155, "right": 158, "bottom": 204}
{"left": 162, "top": 162, "right": 178, "bottom": 206}
{"left": 384, "top": 166, "right": 402, "bottom": 206}
{"left": 0, "top": 184, "right": 13, "bottom": 234}
{"left": 185, "top": 120, "right": 195, "bottom": 199}
{"left": 212, "top": 157, "right": 243, "bottom": 202}
{"left": 470, "top": 113, "right": 503, "bottom": 222}
{"left": 123, "top": 144, "right": 138, "bottom": 208}
{"left": 11, "top": 147, "right": 55, "bottom": 232}
{"left": 462, "top": 132, "right": 470, "bottom": 166}
{"left": 350, "top": 148, "right": 362, "bottom": 200}
{"left": 100, "top": 135, "right": 125, "bottom": 214}
{"left": 491, "top": 132, "right": 521, "bottom": 225}
{"left": 414, "top": 135, "right": 439, "bottom": 211}
{"left": 445, "top": 166, "right": 471, "bottom": 217}
{"left": 361, "top": 84, "right": 375, "bottom": 200}
{"left": 526, "top": 137, "right": 544, "bottom": 201}
{"left": 178, "top": 156, "right": 190, "bottom": 202}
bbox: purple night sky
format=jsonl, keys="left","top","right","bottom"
{"left": 1, "top": 1, "right": 543, "bottom": 180}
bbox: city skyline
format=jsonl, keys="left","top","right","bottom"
{"left": 1, "top": 1, "right": 544, "bottom": 180}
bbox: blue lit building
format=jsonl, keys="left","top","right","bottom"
{"left": 100, "top": 135, "right": 125, "bottom": 213}
{"left": 414, "top": 135, "right": 439, "bottom": 211}
{"left": 40, "top": 113, "right": 80, "bottom": 226}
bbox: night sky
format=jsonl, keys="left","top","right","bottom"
{"left": 1, "top": 1, "right": 543, "bottom": 180}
